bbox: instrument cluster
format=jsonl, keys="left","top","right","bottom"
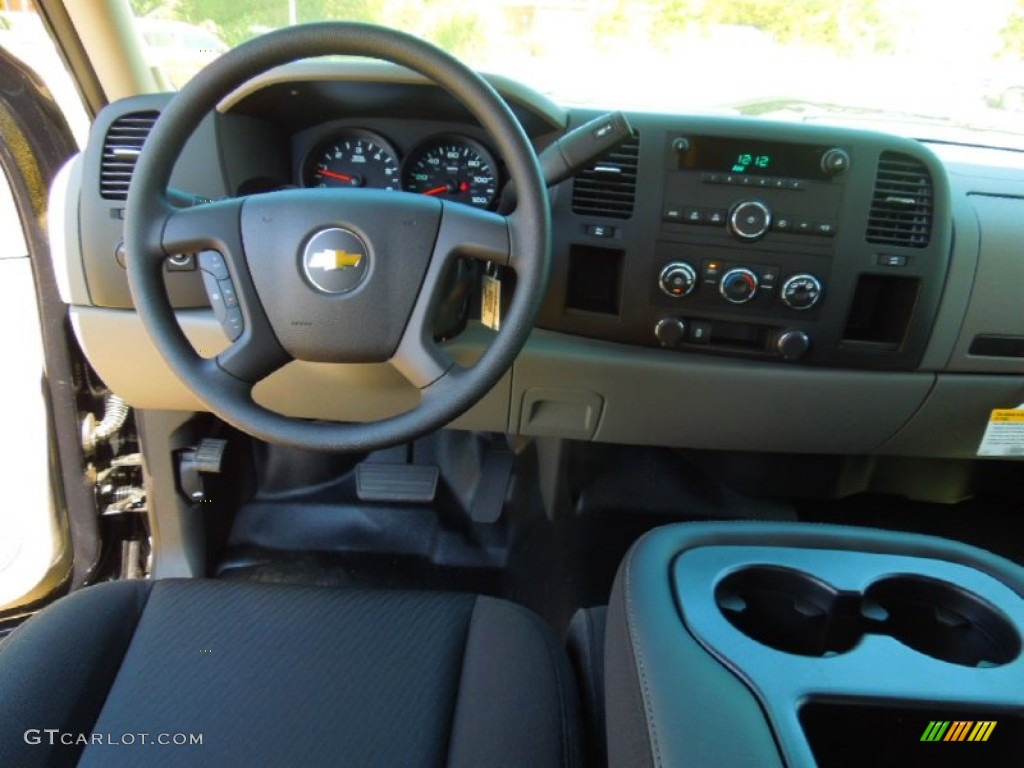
{"left": 303, "top": 128, "right": 500, "bottom": 210}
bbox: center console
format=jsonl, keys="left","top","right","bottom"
{"left": 605, "top": 523, "right": 1024, "bottom": 767}
{"left": 543, "top": 114, "right": 953, "bottom": 371}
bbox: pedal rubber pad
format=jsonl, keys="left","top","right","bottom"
{"left": 356, "top": 463, "right": 439, "bottom": 503}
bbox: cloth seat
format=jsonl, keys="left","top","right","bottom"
{"left": 0, "top": 578, "right": 582, "bottom": 767}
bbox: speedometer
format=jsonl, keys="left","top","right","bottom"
{"left": 305, "top": 130, "right": 400, "bottom": 190}
{"left": 402, "top": 136, "right": 499, "bottom": 209}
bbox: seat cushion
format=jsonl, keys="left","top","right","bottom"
{"left": 0, "top": 579, "right": 582, "bottom": 768}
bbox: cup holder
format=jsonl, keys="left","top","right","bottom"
{"left": 715, "top": 567, "right": 1021, "bottom": 667}
{"left": 714, "top": 566, "right": 863, "bottom": 657}
{"left": 865, "top": 575, "right": 1020, "bottom": 667}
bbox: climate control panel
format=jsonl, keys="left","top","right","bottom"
{"left": 542, "top": 114, "right": 950, "bottom": 372}
{"left": 650, "top": 255, "right": 825, "bottom": 361}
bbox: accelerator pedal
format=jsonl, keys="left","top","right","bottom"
{"left": 356, "top": 462, "right": 439, "bottom": 503}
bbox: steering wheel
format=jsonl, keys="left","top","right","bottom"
{"left": 124, "top": 23, "right": 549, "bottom": 452}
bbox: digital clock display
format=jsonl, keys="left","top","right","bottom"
{"left": 678, "top": 136, "right": 832, "bottom": 180}
{"left": 732, "top": 153, "right": 771, "bottom": 173}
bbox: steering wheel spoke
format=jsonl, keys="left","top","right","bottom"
{"left": 162, "top": 199, "right": 291, "bottom": 383}
{"left": 392, "top": 202, "right": 511, "bottom": 390}
{"left": 433, "top": 202, "right": 511, "bottom": 266}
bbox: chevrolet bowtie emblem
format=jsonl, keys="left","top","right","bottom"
{"left": 308, "top": 248, "right": 363, "bottom": 271}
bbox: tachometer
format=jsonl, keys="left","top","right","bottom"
{"left": 402, "top": 136, "right": 499, "bottom": 209}
{"left": 306, "top": 130, "right": 400, "bottom": 190}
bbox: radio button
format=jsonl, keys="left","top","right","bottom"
{"left": 663, "top": 205, "right": 683, "bottom": 222}
{"left": 773, "top": 216, "right": 794, "bottom": 232}
{"left": 705, "top": 208, "right": 727, "bottom": 226}
{"left": 729, "top": 200, "right": 772, "bottom": 241}
{"left": 683, "top": 207, "right": 703, "bottom": 224}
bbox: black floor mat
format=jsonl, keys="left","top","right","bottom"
{"left": 217, "top": 443, "right": 796, "bottom": 634}
{"left": 220, "top": 548, "right": 503, "bottom": 596}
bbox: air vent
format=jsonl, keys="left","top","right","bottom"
{"left": 572, "top": 134, "right": 639, "bottom": 219}
{"left": 100, "top": 111, "right": 159, "bottom": 200}
{"left": 866, "top": 152, "right": 933, "bottom": 248}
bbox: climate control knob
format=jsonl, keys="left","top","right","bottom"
{"left": 729, "top": 200, "right": 772, "bottom": 241}
{"left": 658, "top": 261, "right": 697, "bottom": 298}
{"left": 719, "top": 268, "right": 759, "bottom": 304}
{"left": 781, "top": 274, "right": 823, "bottom": 310}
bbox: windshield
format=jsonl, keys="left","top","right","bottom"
{"left": 130, "top": 0, "right": 1024, "bottom": 148}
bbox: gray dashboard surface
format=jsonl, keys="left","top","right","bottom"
{"left": 58, "top": 62, "right": 1024, "bottom": 459}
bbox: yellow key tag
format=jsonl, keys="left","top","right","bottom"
{"left": 481, "top": 273, "right": 501, "bottom": 331}
{"left": 978, "top": 407, "right": 1024, "bottom": 457}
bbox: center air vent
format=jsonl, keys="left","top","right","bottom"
{"left": 866, "top": 152, "right": 933, "bottom": 248}
{"left": 100, "top": 111, "right": 159, "bottom": 200}
{"left": 572, "top": 134, "right": 639, "bottom": 219}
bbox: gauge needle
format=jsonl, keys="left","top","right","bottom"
{"left": 318, "top": 169, "right": 354, "bottom": 182}
{"left": 423, "top": 186, "right": 449, "bottom": 196}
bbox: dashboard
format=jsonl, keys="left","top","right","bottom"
{"left": 52, "top": 62, "right": 1024, "bottom": 464}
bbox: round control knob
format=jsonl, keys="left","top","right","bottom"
{"left": 781, "top": 274, "right": 823, "bottom": 310}
{"left": 719, "top": 268, "right": 759, "bottom": 304}
{"left": 821, "top": 148, "right": 850, "bottom": 176}
{"left": 658, "top": 261, "right": 697, "bottom": 298}
{"left": 728, "top": 200, "right": 772, "bottom": 241}
{"left": 777, "top": 330, "right": 811, "bottom": 361}
{"left": 672, "top": 137, "right": 690, "bottom": 154}
{"left": 655, "top": 317, "right": 687, "bottom": 347}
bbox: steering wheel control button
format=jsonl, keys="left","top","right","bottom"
{"left": 781, "top": 274, "right": 824, "bottom": 310}
{"left": 201, "top": 270, "right": 228, "bottom": 322}
{"left": 655, "top": 317, "right": 687, "bottom": 347}
{"left": 223, "top": 307, "right": 244, "bottom": 341}
{"left": 777, "top": 330, "right": 811, "bottom": 361}
{"left": 219, "top": 280, "right": 239, "bottom": 308}
{"left": 719, "top": 268, "right": 759, "bottom": 304}
{"left": 659, "top": 262, "right": 697, "bottom": 298}
{"left": 302, "top": 227, "right": 370, "bottom": 295}
{"left": 198, "top": 250, "right": 229, "bottom": 280}
{"left": 115, "top": 241, "right": 126, "bottom": 268}
{"left": 729, "top": 200, "right": 772, "bottom": 241}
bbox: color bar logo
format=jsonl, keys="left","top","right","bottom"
{"left": 920, "top": 720, "right": 997, "bottom": 742}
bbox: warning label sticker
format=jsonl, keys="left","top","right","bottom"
{"left": 978, "top": 408, "right": 1024, "bottom": 457}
